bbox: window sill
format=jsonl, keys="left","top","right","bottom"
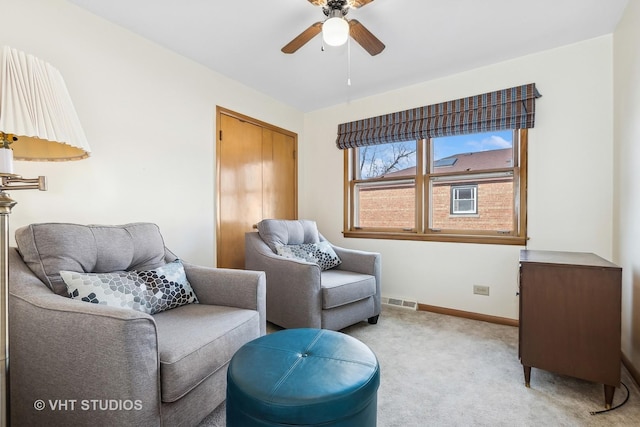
{"left": 343, "top": 230, "right": 527, "bottom": 246}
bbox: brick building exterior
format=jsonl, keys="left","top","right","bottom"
{"left": 358, "top": 148, "right": 513, "bottom": 231}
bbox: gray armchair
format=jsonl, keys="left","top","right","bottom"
{"left": 9, "top": 222, "right": 266, "bottom": 427}
{"left": 245, "top": 219, "right": 380, "bottom": 331}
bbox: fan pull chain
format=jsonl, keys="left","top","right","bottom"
{"left": 347, "top": 37, "right": 352, "bottom": 86}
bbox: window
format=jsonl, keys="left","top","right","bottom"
{"left": 451, "top": 185, "right": 477, "bottom": 215}
{"left": 344, "top": 129, "right": 528, "bottom": 245}
{"left": 338, "top": 83, "right": 540, "bottom": 245}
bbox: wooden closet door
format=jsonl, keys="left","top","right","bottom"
{"left": 262, "top": 128, "right": 296, "bottom": 220}
{"left": 216, "top": 109, "right": 297, "bottom": 268}
{"left": 218, "top": 113, "right": 263, "bottom": 269}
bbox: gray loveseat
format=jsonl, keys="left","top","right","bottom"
{"left": 9, "top": 222, "right": 266, "bottom": 426}
{"left": 245, "top": 219, "right": 381, "bottom": 331}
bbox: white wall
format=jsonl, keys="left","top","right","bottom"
{"left": 302, "top": 36, "right": 615, "bottom": 320}
{"left": 614, "top": 0, "right": 640, "bottom": 376}
{"left": 0, "top": 0, "right": 304, "bottom": 266}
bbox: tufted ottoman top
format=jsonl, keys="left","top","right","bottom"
{"left": 227, "top": 328, "right": 380, "bottom": 425}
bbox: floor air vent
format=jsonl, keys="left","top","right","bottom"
{"left": 382, "top": 296, "right": 417, "bottom": 310}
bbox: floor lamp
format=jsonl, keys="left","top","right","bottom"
{"left": 0, "top": 46, "right": 91, "bottom": 426}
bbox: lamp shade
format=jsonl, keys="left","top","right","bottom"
{"left": 322, "top": 16, "right": 350, "bottom": 47}
{"left": 0, "top": 46, "right": 91, "bottom": 162}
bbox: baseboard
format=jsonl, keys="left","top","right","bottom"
{"left": 417, "top": 303, "right": 519, "bottom": 327}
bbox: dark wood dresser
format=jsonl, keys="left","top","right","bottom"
{"left": 518, "top": 250, "right": 622, "bottom": 408}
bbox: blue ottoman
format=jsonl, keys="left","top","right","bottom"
{"left": 226, "top": 328, "right": 380, "bottom": 426}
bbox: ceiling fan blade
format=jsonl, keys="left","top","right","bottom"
{"left": 349, "top": 19, "right": 385, "bottom": 56}
{"left": 307, "top": 0, "right": 327, "bottom": 6}
{"left": 350, "top": 0, "right": 374, "bottom": 8}
{"left": 281, "top": 22, "right": 323, "bottom": 54}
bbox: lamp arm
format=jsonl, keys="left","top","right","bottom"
{"left": 0, "top": 175, "right": 47, "bottom": 192}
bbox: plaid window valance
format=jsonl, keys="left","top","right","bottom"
{"left": 336, "top": 83, "right": 541, "bottom": 149}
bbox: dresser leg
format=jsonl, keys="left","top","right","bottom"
{"left": 604, "top": 384, "right": 615, "bottom": 409}
{"left": 523, "top": 366, "right": 531, "bottom": 388}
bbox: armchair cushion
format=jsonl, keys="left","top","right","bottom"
{"left": 275, "top": 241, "right": 342, "bottom": 270}
{"left": 257, "top": 219, "right": 319, "bottom": 252}
{"left": 321, "top": 270, "right": 377, "bottom": 309}
{"left": 154, "top": 303, "right": 261, "bottom": 402}
{"left": 60, "top": 259, "right": 198, "bottom": 315}
{"left": 16, "top": 223, "right": 167, "bottom": 296}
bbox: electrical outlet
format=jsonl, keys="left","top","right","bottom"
{"left": 473, "top": 285, "right": 490, "bottom": 296}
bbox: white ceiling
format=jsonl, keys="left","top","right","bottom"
{"left": 68, "top": 0, "right": 628, "bottom": 112}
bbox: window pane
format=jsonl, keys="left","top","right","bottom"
{"left": 456, "top": 188, "right": 473, "bottom": 199}
{"left": 433, "top": 131, "right": 513, "bottom": 172}
{"left": 354, "top": 140, "right": 417, "bottom": 229}
{"left": 430, "top": 131, "right": 514, "bottom": 231}
{"left": 455, "top": 200, "right": 474, "bottom": 212}
{"left": 357, "top": 141, "right": 417, "bottom": 179}
{"left": 356, "top": 180, "right": 415, "bottom": 228}
{"left": 431, "top": 176, "right": 513, "bottom": 231}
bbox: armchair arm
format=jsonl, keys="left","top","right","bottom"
{"left": 181, "top": 262, "right": 266, "bottom": 335}
{"left": 331, "top": 245, "right": 381, "bottom": 276}
{"left": 9, "top": 254, "right": 161, "bottom": 426}
{"left": 331, "top": 244, "right": 382, "bottom": 315}
{"left": 9, "top": 247, "right": 161, "bottom": 425}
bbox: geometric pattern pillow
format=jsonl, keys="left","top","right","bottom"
{"left": 60, "top": 259, "right": 198, "bottom": 315}
{"left": 275, "top": 241, "right": 342, "bottom": 271}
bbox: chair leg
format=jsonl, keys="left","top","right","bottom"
{"left": 367, "top": 315, "right": 379, "bottom": 325}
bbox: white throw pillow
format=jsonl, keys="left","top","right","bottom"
{"left": 60, "top": 259, "right": 198, "bottom": 314}
{"left": 275, "top": 241, "right": 342, "bottom": 270}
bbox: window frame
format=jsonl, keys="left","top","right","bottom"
{"left": 343, "top": 129, "right": 528, "bottom": 245}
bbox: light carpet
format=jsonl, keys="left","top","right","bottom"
{"left": 198, "top": 305, "right": 640, "bottom": 426}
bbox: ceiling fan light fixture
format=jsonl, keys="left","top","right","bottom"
{"left": 322, "top": 13, "right": 349, "bottom": 46}
{"left": 281, "top": 0, "right": 384, "bottom": 56}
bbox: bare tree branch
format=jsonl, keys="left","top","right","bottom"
{"left": 359, "top": 142, "right": 416, "bottom": 179}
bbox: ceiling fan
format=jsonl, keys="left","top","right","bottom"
{"left": 281, "top": 0, "right": 385, "bottom": 56}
